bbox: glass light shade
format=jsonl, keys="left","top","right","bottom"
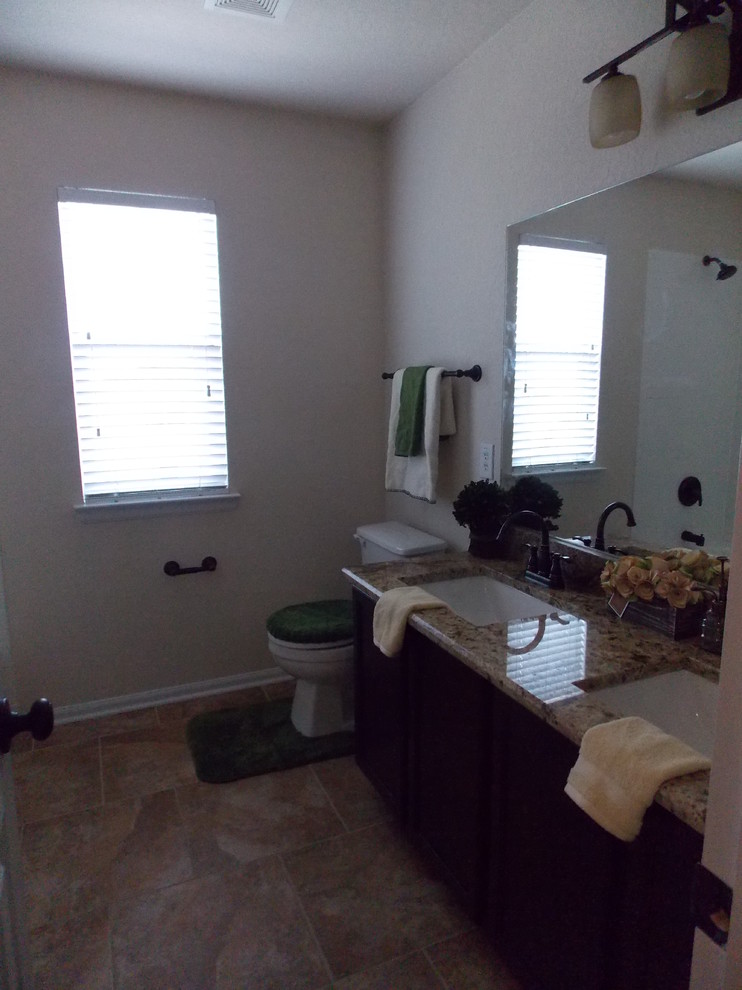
{"left": 666, "top": 22, "right": 730, "bottom": 111}
{"left": 589, "top": 72, "right": 642, "bottom": 149}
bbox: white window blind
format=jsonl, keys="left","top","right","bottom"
{"left": 512, "top": 239, "right": 607, "bottom": 469}
{"left": 57, "top": 189, "right": 228, "bottom": 501}
{"left": 506, "top": 616, "right": 587, "bottom": 703}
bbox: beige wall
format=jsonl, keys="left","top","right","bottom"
{"left": 384, "top": 0, "right": 742, "bottom": 550}
{"left": 0, "top": 69, "right": 386, "bottom": 707}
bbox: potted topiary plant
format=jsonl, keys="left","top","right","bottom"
{"left": 453, "top": 475, "right": 562, "bottom": 558}
{"left": 508, "top": 476, "right": 562, "bottom": 529}
{"left": 452, "top": 480, "right": 512, "bottom": 558}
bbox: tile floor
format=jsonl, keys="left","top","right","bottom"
{"left": 13, "top": 682, "right": 523, "bottom": 990}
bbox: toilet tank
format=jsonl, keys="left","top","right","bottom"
{"left": 355, "top": 522, "right": 447, "bottom": 564}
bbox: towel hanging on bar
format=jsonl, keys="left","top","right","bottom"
{"left": 385, "top": 367, "right": 456, "bottom": 503}
{"left": 382, "top": 364, "right": 481, "bottom": 382}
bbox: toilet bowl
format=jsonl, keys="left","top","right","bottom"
{"left": 268, "top": 631, "right": 354, "bottom": 738}
{"left": 267, "top": 522, "right": 446, "bottom": 738}
{"left": 266, "top": 599, "right": 354, "bottom": 738}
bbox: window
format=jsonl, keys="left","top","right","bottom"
{"left": 57, "top": 188, "right": 228, "bottom": 504}
{"left": 508, "top": 236, "right": 607, "bottom": 472}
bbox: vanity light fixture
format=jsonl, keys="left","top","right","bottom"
{"left": 584, "top": 0, "right": 741, "bottom": 149}
{"left": 589, "top": 67, "right": 642, "bottom": 149}
{"left": 667, "top": 16, "right": 731, "bottom": 110}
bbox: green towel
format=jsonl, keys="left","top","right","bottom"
{"left": 394, "top": 366, "right": 431, "bottom": 457}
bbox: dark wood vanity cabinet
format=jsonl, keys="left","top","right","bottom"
{"left": 352, "top": 590, "right": 409, "bottom": 821}
{"left": 352, "top": 590, "right": 495, "bottom": 916}
{"left": 406, "top": 627, "right": 497, "bottom": 919}
{"left": 491, "top": 695, "right": 701, "bottom": 990}
{"left": 610, "top": 802, "right": 702, "bottom": 990}
{"left": 352, "top": 592, "right": 702, "bottom": 990}
{"left": 492, "top": 695, "right": 623, "bottom": 990}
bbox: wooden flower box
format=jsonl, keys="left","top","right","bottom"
{"left": 613, "top": 596, "right": 705, "bottom": 640}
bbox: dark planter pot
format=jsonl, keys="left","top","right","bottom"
{"left": 467, "top": 527, "right": 503, "bottom": 559}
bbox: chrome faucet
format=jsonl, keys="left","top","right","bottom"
{"left": 594, "top": 501, "right": 636, "bottom": 551}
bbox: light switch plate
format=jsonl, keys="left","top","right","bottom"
{"left": 479, "top": 443, "right": 494, "bottom": 480}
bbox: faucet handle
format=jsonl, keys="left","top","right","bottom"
{"left": 548, "top": 555, "right": 566, "bottom": 590}
{"left": 525, "top": 543, "right": 540, "bottom": 573}
{"left": 537, "top": 542, "right": 552, "bottom": 577}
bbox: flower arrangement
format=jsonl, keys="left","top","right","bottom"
{"left": 600, "top": 549, "right": 725, "bottom": 609}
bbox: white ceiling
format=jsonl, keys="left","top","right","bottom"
{"left": 0, "top": 0, "right": 534, "bottom": 121}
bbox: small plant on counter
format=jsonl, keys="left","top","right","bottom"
{"left": 452, "top": 475, "right": 562, "bottom": 557}
{"left": 508, "top": 476, "right": 563, "bottom": 530}
{"left": 452, "top": 479, "right": 511, "bottom": 534}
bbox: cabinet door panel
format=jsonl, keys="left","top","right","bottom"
{"left": 352, "top": 591, "right": 408, "bottom": 820}
{"left": 611, "top": 802, "right": 702, "bottom": 990}
{"left": 408, "top": 629, "right": 492, "bottom": 918}
{"left": 498, "top": 698, "right": 620, "bottom": 990}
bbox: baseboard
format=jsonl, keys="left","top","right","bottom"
{"left": 54, "top": 667, "right": 292, "bottom": 724}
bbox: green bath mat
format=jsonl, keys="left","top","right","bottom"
{"left": 185, "top": 697, "right": 354, "bottom": 784}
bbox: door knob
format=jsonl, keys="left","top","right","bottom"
{"left": 0, "top": 698, "right": 54, "bottom": 753}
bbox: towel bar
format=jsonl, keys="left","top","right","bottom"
{"left": 381, "top": 364, "right": 481, "bottom": 382}
{"left": 163, "top": 556, "right": 217, "bottom": 577}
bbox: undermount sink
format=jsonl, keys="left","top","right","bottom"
{"left": 588, "top": 670, "right": 718, "bottom": 758}
{"left": 419, "top": 575, "right": 554, "bottom": 627}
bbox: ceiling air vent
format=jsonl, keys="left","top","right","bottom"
{"left": 204, "top": 0, "right": 295, "bottom": 21}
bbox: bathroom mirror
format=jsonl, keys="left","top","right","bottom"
{"left": 503, "top": 140, "right": 742, "bottom": 555}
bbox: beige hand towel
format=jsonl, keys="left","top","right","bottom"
{"left": 565, "top": 715, "right": 711, "bottom": 841}
{"left": 373, "top": 587, "right": 446, "bottom": 657}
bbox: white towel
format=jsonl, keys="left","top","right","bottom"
{"left": 564, "top": 716, "right": 711, "bottom": 842}
{"left": 373, "top": 587, "right": 446, "bottom": 657}
{"left": 385, "top": 367, "right": 456, "bottom": 503}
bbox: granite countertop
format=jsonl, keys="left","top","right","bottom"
{"left": 342, "top": 549, "right": 720, "bottom": 835}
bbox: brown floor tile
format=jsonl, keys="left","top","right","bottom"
{"left": 110, "top": 855, "right": 331, "bottom": 990}
{"left": 176, "top": 764, "right": 346, "bottom": 875}
{"left": 312, "top": 757, "right": 390, "bottom": 830}
{"left": 18, "top": 697, "right": 515, "bottom": 990}
{"left": 22, "top": 790, "right": 192, "bottom": 929}
{"left": 425, "top": 930, "right": 523, "bottom": 990}
{"left": 333, "top": 951, "right": 444, "bottom": 989}
{"left": 29, "top": 907, "right": 113, "bottom": 990}
{"left": 283, "top": 821, "right": 468, "bottom": 980}
{"left": 156, "top": 686, "right": 268, "bottom": 724}
{"left": 100, "top": 723, "right": 197, "bottom": 802}
{"left": 12, "top": 740, "right": 102, "bottom": 825}
{"left": 35, "top": 707, "right": 159, "bottom": 748}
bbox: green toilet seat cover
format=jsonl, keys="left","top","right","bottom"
{"left": 266, "top": 599, "right": 353, "bottom": 644}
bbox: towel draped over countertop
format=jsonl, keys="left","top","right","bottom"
{"left": 564, "top": 715, "right": 711, "bottom": 842}
{"left": 373, "top": 587, "right": 446, "bottom": 657}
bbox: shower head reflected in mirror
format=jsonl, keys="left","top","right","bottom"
{"left": 703, "top": 255, "right": 738, "bottom": 281}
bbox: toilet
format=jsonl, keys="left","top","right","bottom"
{"left": 266, "top": 521, "right": 447, "bottom": 737}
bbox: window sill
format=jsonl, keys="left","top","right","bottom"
{"left": 508, "top": 465, "right": 606, "bottom": 482}
{"left": 74, "top": 491, "right": 241, "bottom": 521}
